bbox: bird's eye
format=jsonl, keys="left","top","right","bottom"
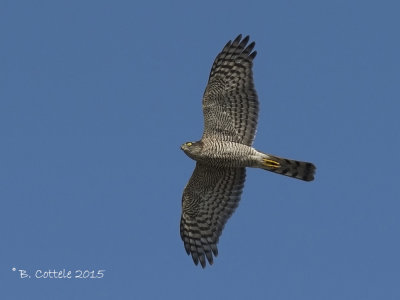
{"left": 186, "top": 142, "right": 193, "bottom": 147}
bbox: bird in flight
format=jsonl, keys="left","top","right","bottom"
{"left": 180, "top": 34, "right": 316, "bottom": 268}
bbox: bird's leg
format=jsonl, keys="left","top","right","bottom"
{"left": 262, "top": 158, "right": 280, "bottom": 169}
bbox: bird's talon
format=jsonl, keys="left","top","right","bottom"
{"left": 263, "top": 159, "right": 280, "bottom": 169}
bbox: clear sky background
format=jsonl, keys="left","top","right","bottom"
{"left": 1, "top": 0, "right": 399, "bottom": 299}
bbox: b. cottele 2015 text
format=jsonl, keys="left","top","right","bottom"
{"left": 16, "top": 269, "right": 105, "bottom": 279}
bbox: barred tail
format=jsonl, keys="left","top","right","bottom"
{"left": 260, "top": 154, "right": 316, "bottom": 181}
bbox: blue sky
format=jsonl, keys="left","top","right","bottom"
{"left": 1, "top": 0, "right": 400, "bottom": 299}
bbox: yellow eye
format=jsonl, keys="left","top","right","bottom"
{"left": 186, "top": 142, "right": 193, "bottom": 147}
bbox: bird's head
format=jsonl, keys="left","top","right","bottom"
{"left": 180, "top": 141, "right": 203, "bottom": 159}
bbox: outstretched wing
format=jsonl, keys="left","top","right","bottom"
{"left": 180, "top": 163, "right": 246, "bottom": 267}
{"left": 202, "top": 34, "right": 259, "bottom": 146}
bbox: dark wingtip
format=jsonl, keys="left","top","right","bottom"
{"left": 239, "top": 35, "right": 250, "bottom": 48}
{"left": 199, "top": 254, "right": 206, "bottom": 268}
{"left": 232, "top": 34, "right": 257, "bottom": 60}
{"left": 222, "top": 40, "right": 232, "bottom": 51}
{"left": 211, "top": 244, "right": 218, "bottom": 256}
{"left": 233, "top": 34, "right": 242, "bottom": 43}
{"left": 191, "top": 252, "right": 199, "bottom": 266}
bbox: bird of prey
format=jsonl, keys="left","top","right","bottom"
{"left": 180, "top": 34, "right": 316, "bottom": 268}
